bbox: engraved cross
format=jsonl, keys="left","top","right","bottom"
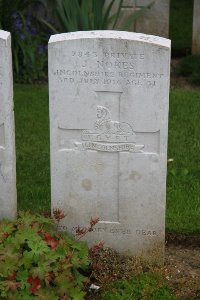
{"left": 57, "top": 90, "right": 160, "bottom": 224}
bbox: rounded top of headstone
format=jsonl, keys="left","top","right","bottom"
{"left": 0, "top": 30, "right": 10, "bottom": 40}
{"left": 49, "top": 30, "right": 171, "bottom": 49}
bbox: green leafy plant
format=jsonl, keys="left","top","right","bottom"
{"left": 101, "top": 272, "right": 177, "bottom": 300}
{"left": 175, "top": 55, "right": 200, "bottom": 86}
{"left": 0, "top": 210, "right": 91, "bottom": 299}
{"left": 49, "top": 0, "right": 154, "bottom": 32}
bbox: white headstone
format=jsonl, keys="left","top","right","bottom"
{"left": 106, "top": 0, "right": 169, "bottom": 38}
{"left": 0, "top": 30, "right": 17, "bottom": 220}
{"left": 49, "top": 31, "right": 170, "bottom": 259}
{"left": 192, "top": 0, "right": 200, "bottom": 54}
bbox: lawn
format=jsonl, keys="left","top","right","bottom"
{"left": 14, "top": 84, "right": 200, "bottom": 234}
{"left": 15, "top": 84, "right": 50, "bottom": 213}
{"left": 167, "top": 88, "right": 200, "bottom": 233}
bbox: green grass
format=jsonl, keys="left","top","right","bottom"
{"left": 14, "top": 85, "right": 200, "bottom": 233}
{"left": 101, "top": 273, "right": 177, "bottom": 300}
{"left": 169, "top": 0, "right": 194, "bottom": 56}
{"left": 167, "top": 88, "right": 200, "bottom": 233}
{"left": 15, "top": 84, "right": 50, "bottom": 212}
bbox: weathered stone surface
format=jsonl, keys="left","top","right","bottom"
{"left": 192, "top": 0, "right": 200, "bottom": 54}
{"left": 0, "top": 30, "right": 17, "bottom": 220}
{"left": 49, "top": 31, "right": 170, "bottom": 258}
{"left": 106, "top": 0, "right": 169, "bottom": 37}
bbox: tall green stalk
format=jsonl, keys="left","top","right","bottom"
{"left": 49, "top": 0, "right": 154, "bottom": 32}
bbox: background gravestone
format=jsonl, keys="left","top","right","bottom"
{"left": 0, "top": 30, "right": 17, "bottom": 220}
{"left": 106, "top": 0, "right": 169, "bottom": 38}
{"left": 192, "top": 0, "right": 200, "bottom": 54}
{"left": 49, "top": 31, "right": 170, "bottom": 259}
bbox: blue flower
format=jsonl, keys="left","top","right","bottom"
{"left": 18, "top": 32, "right": 26, "bottom": 40}
{"left": 37, "top": 44, "right": 47, "bottom": 55}
{"left": 12, "top": 12, "right": 23, "bottom": 31}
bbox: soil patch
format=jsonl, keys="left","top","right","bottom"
{"left": 165, "top": 233, "right": 200, "bottom": 299}
{"left": 86, "top": 234, "right": 200, "bottom": 299}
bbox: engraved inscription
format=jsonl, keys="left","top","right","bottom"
{"left": 72, "top": 51, "right": 145, "bottom": 60}
{"left": 136, "top": 229, "right": 157, "bottom": 236}
{"left": 97, "top": 60, "right": 135, "bottom": 70}
{"left": 53, "top": 69, "right": 163, "bottom": 87}
{"left": 57, "top": 224, "right": 131, "bottom": 235}
{"left": 77, "top": 141, "right": 141, "bottom": 153}
{"left": 52, "top": 48, "right": 166, "bottom": 87}
{"left": 69, "top": 226, "right": 132, "bottom": 235}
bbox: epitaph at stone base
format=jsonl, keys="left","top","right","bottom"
{"left": 49, "top": 31, "right": 171, "bottom": 259}
{"left": 0, "top": 30, "right": 17, "bottom": 220}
